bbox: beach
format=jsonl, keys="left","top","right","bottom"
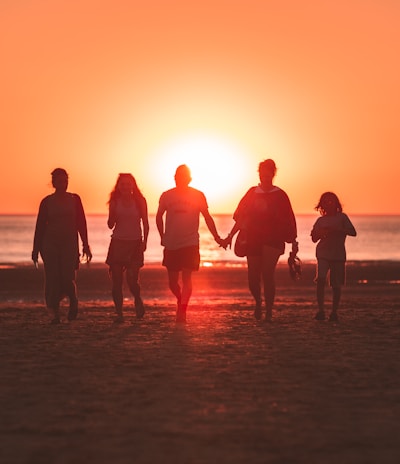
{"left": 1, "top": 262, "right": 399, "bottom": 464}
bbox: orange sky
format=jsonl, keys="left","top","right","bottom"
{"left": 1, "top": 0, "right": 399, "bottom": 215}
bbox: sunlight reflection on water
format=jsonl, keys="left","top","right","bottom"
{"left": 1, "top": 214, "right": 400, "bottom": 263}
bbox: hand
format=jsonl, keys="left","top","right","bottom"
{"left": 216, "top": 236, "right": 231, "bottom": 250}
{"left": 32, "top": 250, "right": 39, "bottom": 266}
{"left": 223, "top": 235, "right": 233, "bottom": 250}
{"left": 82, "top": 245, "right": 92, "bottom": 263}
{"left": 215, "top": 236, "right": 226, "bottom": 249}
{"left": 215, "top": 236, "right": 230, "bottom": 250}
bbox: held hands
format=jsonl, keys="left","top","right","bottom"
{"left": 215, "top": 235, "right": 233, "bottom": 250}
{"left": 221, "top": 235, "right": 233, "bottom": 250}
{"left": 214, "top": 235, "right": 231, "bottom": 250}
{"left": 215, "top": 235, "right": 226, "bottom": 249}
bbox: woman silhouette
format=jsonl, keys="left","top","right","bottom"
{"left": 106, "top": 173, "right": 149, "bottom": 323}
{"left": 224, "top": 159, "right": 298, "bottom": 322}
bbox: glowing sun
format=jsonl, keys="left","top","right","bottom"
{"left": 150, "top": 133, "right": 251, "bottom": 209}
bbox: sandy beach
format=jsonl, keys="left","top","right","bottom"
{"left": 1, "top": 261, "right": 399, "bottom": 464}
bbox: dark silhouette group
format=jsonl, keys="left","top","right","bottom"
{"left": 32, "top": 161, "right": 356, "bottom": 324}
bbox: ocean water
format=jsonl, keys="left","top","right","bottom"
{"left": 1, "top": 214, "right": 400, "bottom": 265}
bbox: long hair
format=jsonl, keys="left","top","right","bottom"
{"left": 315, "top": 191, "right": 343, "bottom": 215}
{"left": 108, "top": 173, "right": 145, "bottom": 205}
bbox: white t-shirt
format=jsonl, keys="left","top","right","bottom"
{"left": 158, "top": 187, "right": 208, "bottom": 250}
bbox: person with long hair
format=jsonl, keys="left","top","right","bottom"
{"left": 224, "top": 159, "right": 298, "bottom": 322}
{"left": 106, "top": 173, "right": 149, "bottom": 323}
{"left": 311, "top": 191, "right": 357, "bottom": 322}
{"left": 32, "top": 168, "right": 92, "bottom": 324}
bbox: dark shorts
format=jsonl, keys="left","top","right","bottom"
{"left": 315, "top": 259, "right": 345, "bottom": 287}
{"left": 162, "top": 245, "right": 200, "bottom": 271}
{"left": 106, "top": 238, "right": 144, "bottom": 269}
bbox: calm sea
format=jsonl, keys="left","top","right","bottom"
{"left": 1, "top": 214, "right": 399, "bottom": 265}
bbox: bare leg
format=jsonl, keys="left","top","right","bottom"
{"left": 330, "top": 286, "right": 341, "bottom": 321}
{"left": 110, "top": 265, "right": 124, "bottom": 322}
{"left": 126, "top": 267, "right": 140, "bottom": 298}
{"left": 315, "top": 260, "right": 328, "bottom": 321}
{"left": 176, "top": 270, "right": 193, "bottom": 323}
{"left": 315, "top": 280, "right": 326, "bottom": 320}
{"left": 261, "top": 246, "right": 280, "bottom": 322}
{"left": 168, "top": 270, "right": 182, "bottom": 303}
{"left": 247, "top": 255, "right": 262, "bottom": 320}
{"left": 181, "top": 270, "right": 193, "bottom": 306}
{"left": 127, "top": 267, "right": 144, "bottom": 318}
{"left": 167, "top": 270, "right": 185, "bottom": 322}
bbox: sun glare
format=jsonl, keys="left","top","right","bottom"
{"left": 149, "top": 133, "right": 251, "bottom": 210}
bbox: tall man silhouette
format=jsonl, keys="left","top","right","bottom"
{"left": 156, "top": 164, "right": 224, "bottom": 322}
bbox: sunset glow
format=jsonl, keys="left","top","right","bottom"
{"left": 1, "top": 1, "right": 399, "bottom": 215}
{"left": 148, "top": 133, "right": 252, "bottom": 208}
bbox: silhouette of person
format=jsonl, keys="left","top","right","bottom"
{"left": 224, "top": 159, "right": 298, "bottom": 322}
{"left": 32, "top": 168, "right": 92, "bottom": 324}
{"left": 156, "top": 164, "right": 224, "bottom": 322}
{"left": 311, "top": 191, "right": 357, "bottom": 322}
{"left": 106, "top": 173, "right": 149, "bottom": 323}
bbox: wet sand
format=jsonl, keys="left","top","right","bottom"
{"left": 1, "top": 262, "right": 400, "bottom": 464}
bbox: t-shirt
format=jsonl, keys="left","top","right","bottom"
{"left": 158, "top": 187, "right": 208, "bottom": 250}
{"left": 311, "top": 212, "right": 356, "bottom": 261}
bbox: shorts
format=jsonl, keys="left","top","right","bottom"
{"left": 162, "top": 245, "right": 200, "bottom": 271}
{"left": 106, "top": 238, "right": 144, "bottom": 268}
{"left": 315, "top": 259, "right": 345, "bottom": 287}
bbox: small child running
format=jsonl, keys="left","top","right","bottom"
{"left": 311, "top": 192, "right": 357, "bottom": 322}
